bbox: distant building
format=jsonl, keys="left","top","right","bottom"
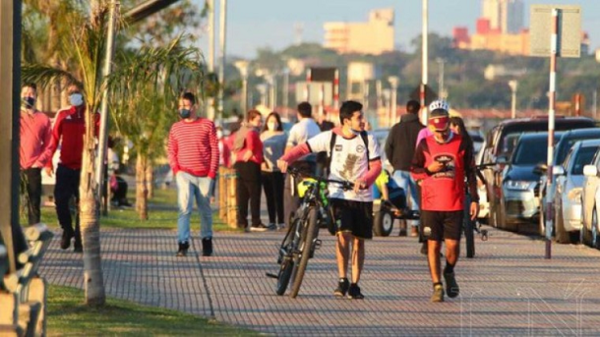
{"left": 323, "top": 8, "right": 394, "bottom": 55}
{"left": 482, "top": 0, "right": 524, "bottom": 34}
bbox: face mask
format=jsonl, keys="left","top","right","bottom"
{"left": 69, "top": 93, "right": 83, "bottom": 106}
{"left": 267, "top": 122, "right": 277, "bottom": 131}
{"left": 22, "top": 96, "right": 36, "bottom": 109}
{"left": 216, "top": 130, "right": 223, "bottom": 138}
{"left": 178, "top": 109, "right": 191, "bottom": 119}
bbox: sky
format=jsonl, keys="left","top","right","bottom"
{"left": 192, "top": 0, "right": 600, "bottom": 58}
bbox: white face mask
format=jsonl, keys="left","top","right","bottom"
{"left": 267, "top": 122, "right": 277, "bottom": 131}
{"left": 69, "top": 93, "right": 84, "bottom": 107}
{"left": 216, "top": 130, "right": 223, "bottom": 139}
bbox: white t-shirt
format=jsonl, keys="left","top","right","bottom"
{"left": 287, "top": 118, "right": 321, "bottom": 161}
{"left": 308, "top": 130, "right": 381, "bottom": 202}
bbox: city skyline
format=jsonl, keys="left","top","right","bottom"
{"left": 192, "top": 0, "right": 600, "bottom": 58}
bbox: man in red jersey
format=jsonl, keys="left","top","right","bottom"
{"left": 20, "top": 83, "right": 53, "bottom": 225}
{"left": 46, "top": 84, "right": 99, "bottom": 253}
{"left": 168, "top": 92, "right": 219, "bottom": 257}
{"left": 411, "top": 100, "right": 478, "bottom": 303}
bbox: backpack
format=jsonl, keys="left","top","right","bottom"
{"left": 327, "top": 131, "right": 370, "bottom": 172}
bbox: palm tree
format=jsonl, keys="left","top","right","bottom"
{"left": 108, "top": 38, "right": 204, "bottom": 220}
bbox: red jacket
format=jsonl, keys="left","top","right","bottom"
{"left": 234, "top": 129, "right": 263, "bottom": 165}
{"left": 411, "top": 134, "right": 478, "bottom": 211}
{"left": 46, "top": 106, "right": 99, "bottom": 170}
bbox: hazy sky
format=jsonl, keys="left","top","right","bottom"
{"left": 192, "top": 0, "right": 600, "bottom": 58}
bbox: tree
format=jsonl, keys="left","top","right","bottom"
{"left": 108, "top": 39, "right": 204, "bottom": 220}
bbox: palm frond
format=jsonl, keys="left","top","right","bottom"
{"left": 21, "top": 64, "right": 82, "bottom": 89}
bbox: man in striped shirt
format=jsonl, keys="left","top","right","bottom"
{"left": 168, "top": 92, "right": 219, "bottom": 257}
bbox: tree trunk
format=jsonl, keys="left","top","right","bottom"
{"left": 136, "top": 154, "right": 148, "bottom": 220}
{"left": 146, "top": 164, "right": 154, "bottom": 199}
{"left": 79, "top": 108, "right": 105, "bottom": 306}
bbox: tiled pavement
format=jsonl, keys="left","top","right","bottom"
{"left": 40, "top": 226, "right": 600, "bottom": 336}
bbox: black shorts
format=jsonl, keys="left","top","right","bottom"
{"left": 421, "top": 210, "right": 463, "bottom": 241}
{"left": 330, "top": 199, "right": 373, "bottom": 239}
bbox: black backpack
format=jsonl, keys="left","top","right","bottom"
{"left": 326, "top": 131, "right": 370, "bottom": 172}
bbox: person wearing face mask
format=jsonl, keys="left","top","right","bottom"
{"left": 233, "top": 109, "right": 269, "bottom": 231}
{"left": 19, "top": 83, "right": 53, "bottom": 225}
{"left": 278, "top": 100, "right": 383, "bottom": 300}
{"left": 411, "top": 100, "right": 479, "bottom": 303}
{"left": 45, "top": 84, "right": 100, "bottom": 253}
{"left": 260, "top": 112, "right": 288, "bottom": 230}
{"left": 168, "top": 92, "right": 219, "bottom": 257}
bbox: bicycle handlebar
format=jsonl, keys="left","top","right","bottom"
{"left": 286, "top": 166, "right": 354, "bottom": 191}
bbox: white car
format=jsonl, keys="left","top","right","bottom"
{"left": 552, "top": 139, "right": 600, "bottom": 244}
{"left": 582, "top": 148, "right": 600, "bottom": 249}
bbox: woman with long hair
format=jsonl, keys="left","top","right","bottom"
{"left": 260, "top": 112, "right": 288, "bottom": 229}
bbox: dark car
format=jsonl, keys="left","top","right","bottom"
{"left": 501, "top": 133, "right": 562, "bottom": 228}
{"left": 480, "top": 116, "right": 596, "bottom": 230}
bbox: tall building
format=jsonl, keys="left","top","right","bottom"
{"left": 323, "top": 8, "right": 394, "bottom": 55}
{"left": 481, "top": 0, "right": 524, "bottom": 34}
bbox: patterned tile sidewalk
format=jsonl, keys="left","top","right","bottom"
{"left": 40, "top": 226, "right": 600, "bottom": 336}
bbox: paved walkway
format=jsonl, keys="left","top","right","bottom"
{"left": 40, "top": 226, "right": 600, "bottom": 336}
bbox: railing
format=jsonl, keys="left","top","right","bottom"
{"left": 0, "top": 224, "right": 54, "bottom": 336}
{"left": 218, "top": 167, "right": 238, "bottom": 228}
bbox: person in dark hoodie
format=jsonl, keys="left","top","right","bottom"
{"left": 385, "top": 100, "right": 424, "bottom": 237}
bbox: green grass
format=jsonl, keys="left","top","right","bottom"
{"left": 47, "top": 285, "right": 258, "bottom": 336}
{"left": 36, "top": 188, "right": 241, "bottom": 232}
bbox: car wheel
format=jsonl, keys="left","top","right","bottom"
{"left": 499, "top": 198, "right": 517, "bottom": 232}
{"left": 554, "top": 202, "right": 570, "bottom": 244}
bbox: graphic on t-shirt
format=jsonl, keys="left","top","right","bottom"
{"left": 339, "top": 153, "right": 360, "bottom": 181}
{"left": 433, "top": 153, "right": 456, "bottom": 179}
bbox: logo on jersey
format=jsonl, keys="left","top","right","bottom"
{"left": 356, "top": 145, "right": 365, "bottom": 153}
{"left": 432, "top": 153, "right": 456, "bottom": 179}
{"left": 335, "top": 144, "right": 343, "bottom": 151}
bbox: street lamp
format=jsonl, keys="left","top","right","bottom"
{"left": 234, "top": 60, "right": 249, "bottom": 112}
{"left": 388, "top": 76, "right": 399, "bottom": 126}
{"left": 508, "top": 80, "right": 518, "bottom": 119}
{"left": 436, "top": 57, "right": 446, "bottom": 99}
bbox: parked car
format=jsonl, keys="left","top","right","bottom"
{"left": 480, "top": 116, "right": 595, "bottom": 231}
{"left": 501, "top": 133, "right": 561, "bottom": 229}
{"left": 538, "top": 128, "right": 600, "bottom": 236}
{"left": 581, "top": 149, "right": 600, "bottom": 249}
{"left": 552, "top": 139, "right": 600, "bottom": 243}
{"left": 469, "top": 129, "right": 484, "bottom": 154}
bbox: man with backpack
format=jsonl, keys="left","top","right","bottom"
{"left": 278, "top": 100, "right": 382, "bottom": 299}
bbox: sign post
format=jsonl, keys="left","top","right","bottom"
{"left": 530, "top": 4, "right": 581, "bottom": 259}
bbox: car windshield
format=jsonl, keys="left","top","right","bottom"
{"left": 512, "top": 138, "right": 548, "bottom": 165}
{"left": 572, "top": 146, "right": 599, "bottom": 175}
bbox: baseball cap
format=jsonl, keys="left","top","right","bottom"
{"left": 428, "top": 109, "right": 450, "bottom": 131}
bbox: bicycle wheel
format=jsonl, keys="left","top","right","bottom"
{"left": 276, "top": 257, "right": 294, "bottom": 296}
{"left": 289, "top": 207, "right": 318, "bottom": 298}
{"left": 465, "top": 218, "right": 475, "bottom": 258}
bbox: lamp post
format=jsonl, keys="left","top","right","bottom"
{"left": 420, "top": 0, "right": 429, "bottom": 124}
{"left": 508, "top": 80, "right": 518, "bottom": 119}
{"left": 436, "top": 57, "right": 445, "bottom": 99}
{"left": 217, "top": 0, "right": 228, "bottom": 124}
{"left": 388, "top": 76, "right": 399, "bottom": 125}
{"left": 234, "top": 60, "right": 249, "bottom": 113}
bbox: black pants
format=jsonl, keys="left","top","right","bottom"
{"left": 111, "top": 176, "right": 129, "bottom": 205}
{"left": 262, "top": 171, "right": 284, "bottom": 224}
{"left": 21, "top": 168, "right": 42, "bottom": 225}
{"left": 55, "top": 165, "right": 81, "bottom": 242}
{"left": 235, "top": 161, "right": 262, "bottom": 227}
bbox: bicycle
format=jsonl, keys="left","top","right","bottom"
{"left": 266, "top": 166, "right": 353, "bottom": 298}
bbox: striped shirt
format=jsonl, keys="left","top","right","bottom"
{"left": 168, "top": 118, "right": 219, "bottom": 178}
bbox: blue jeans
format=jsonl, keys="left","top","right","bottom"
{"left": 176, "top": 172, "right": 214, "bottom": 243}
{"left": 392, "top": 170, "right": 420, "bottom": 227}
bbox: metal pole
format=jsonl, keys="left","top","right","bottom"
{"left": 437, "top": 58, "right": 445, "bottom": 99}
{"left": 217, "top": 0, "right": 227, "bottom": 123}
{"left": 420, "top": 0, "right": 429, "bottom": 124}
{"left": 363, "top": 80, "right": 370, "bottom": 112}
{"left": 95, "top": 0, "right": 119, "bottom": 203}
{"left": 509, "top": 80, "right": 518, "bottom": 119}
{"left": 376, "top": 80, "right": 383, "bottom": 110}
{"left": 283, "top": 68, "right": 289, "bottom": 114}
{"left": 242, "top": 76, "right": 248, "bottom": 112}
{"left": 593, "top": 90, "right": 597, "bottom": 119}
{"left": 545, "top": 8, "right": 559, "bottom": 260}
{"left": 207, "top": 0, "right": 215, "bottom": 120}
{"left": 304, "top": 68, "right": 311, "bottom": 102}
{"left": 388, "top": 76, "right": 399, "bottom": 126}
{"left": 319, "top": 82, "right": 325, "bottom": 116}
{"left": 333, "top": 69, "right": 340, "bottom": 110}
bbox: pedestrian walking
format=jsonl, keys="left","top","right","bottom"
{"left": 19, "top": 83, "right": 53, "bottom": 225}
{"left": 46, "top": 84, "right": 99, "bottom": 253}
{"left": 168, "top": 92, "right": 219, "bottom": 257}
{"left": 261, "top": 112, "right": 288, "bottom": 229}
{"left": 278, "top": 100, "right": 382, "bottom": 299}
{"left": 411, "top": 100, "right": 479, "bottom": 302}
{"left": 284, "top": 102, "right": 320, "bottom": 227}
{"left": 233, "top": 109, "right": 269, "bottom": 231}
{"left": 385, "top": 100, "right": 424, "bottom": 237}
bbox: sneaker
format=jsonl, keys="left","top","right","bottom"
{"left": 333, "top": 278, "right": 350, "bottom": 297}
{"left": 60, "top": 230, "right": 73, "bottom": 250}
{"left": 277, "top": 223, "right": 286, "bottom": 231}
{"left": 202, "top": 237, "right": 213, "bottom": 257}
{"left": 444, "top": 272, "right": 459, "bottom": 298}
{"left": 176, "top": 241, "right": 189, "bottom": 257}
{"left": 410, "top": 226, "right": 419, "bottom": 237}
{"left": 250, "top": 223, "right": 269, "bottom": 232}
{"left": 347, "top": 283, "right": 365, "bottom": 300}
{"left": 431, "top": 283, "right": 444, "bottom": 302}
